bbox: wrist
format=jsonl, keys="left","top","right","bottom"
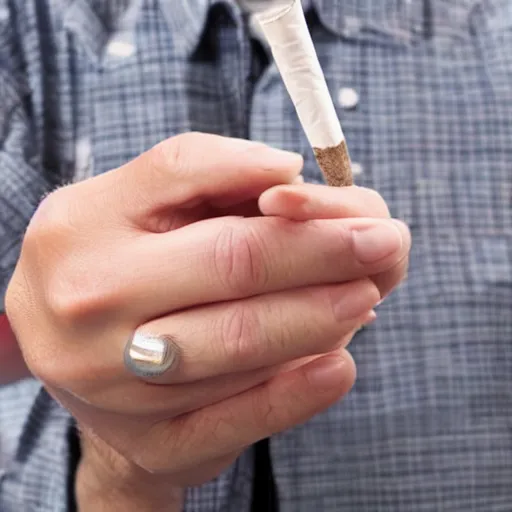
{"left": 76, "top": 430, "right": 184, "bottom": 512}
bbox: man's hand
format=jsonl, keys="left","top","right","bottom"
{"left": 5, "top": 133, "right": 410, "bottom": 510}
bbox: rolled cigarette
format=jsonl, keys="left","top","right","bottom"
{"left": 252, "top": 0, "right": 353, "bottom": 186}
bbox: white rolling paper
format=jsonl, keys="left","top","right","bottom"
{"left": 255, "top": 0, "right": 344, "bottom": 149}
{"left": 251, "top": 0, "right": 353, "bottom": 186}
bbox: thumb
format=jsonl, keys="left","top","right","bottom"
{"left": 91, "top": 133, "right": 303, "bottom": 225}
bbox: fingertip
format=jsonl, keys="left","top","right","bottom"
{"left": 340, "top": 349, "right": 357, "bottom": 385}
{"left": 391, "top": 218, "right": 412, "bottom": 252}
{"left": 258, "top": 185, "right": 310, "bottom": 218}
{"left": 362, "top": 309, "right": 377, "bottom": 325}
{"left": 305, "top": 350, "right": 356, "bottom": 393}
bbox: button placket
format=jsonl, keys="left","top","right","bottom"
{"left": 337, "top": 86, "right": 363, "bottom": 179}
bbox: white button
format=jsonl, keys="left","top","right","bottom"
{"left": 106, "top": 39, "right": 136, "bottom": 58}
{"left": 338, "top": 88, "right": 359, "bottom": 110}
{"left": 351, "top": 162, "right": 364, "bottom": 176}
{"left": 342, "top": 16, "right": 362, "bottom": 37}
{"left": 0, "top": 6, "right": 9, "bottom": 21}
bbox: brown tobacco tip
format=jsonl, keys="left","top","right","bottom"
{"left": 313, "top": 140, "right": 354, "bottom": 187}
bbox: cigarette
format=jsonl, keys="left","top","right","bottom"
{"left": 252, "top": 0, "right": 353, "bottom": 187}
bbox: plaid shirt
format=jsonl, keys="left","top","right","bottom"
{"left": 1, "top": 0, "right": 512, "bottom": 510}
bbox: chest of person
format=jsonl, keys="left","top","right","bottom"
{"left": 15, "top": 1, "right": 512, "bottom": 508}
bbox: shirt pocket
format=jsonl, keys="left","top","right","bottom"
{"left": 403, "top": 231, "right": 512, "bottom": 427}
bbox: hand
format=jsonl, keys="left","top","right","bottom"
{"left": 258, "top": 182, "right": 409, "bottom": 299}
{"left": 5, "top": 133, "right": 410, "bottom": 510}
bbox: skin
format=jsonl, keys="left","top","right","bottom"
{"left": 5, "top": 133, "right": 410, "bottom": 511}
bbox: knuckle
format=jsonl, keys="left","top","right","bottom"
{"left": 323, "top": 287, "right": 344, "bottom": 325}
{"left": 252, "top": 391, "right": 277, "bottom": 430}
{"left": 327, "top": 224, "right": 357, "bottom": 272}
{"left": 252, "top": 386, "right": 297, "bottom": 434}
{"left": 335, "top": 224, "right": 355, "bottom": 252}
{"left": 206, "top": 414, "right": 239, "bottom": 449}
{"left": 220, "top": 305, "right": 265, "bottom": 363}
{"left": 150, "top": 138, "right": 176, "bottom": 171}
{"left": 46, "top": 286, "right": 88, "bottom": 324}
{"left": 24, "top": 189, "right": 73, "bottom": 252}
{"left": 212, "top": 222, "right": 269, "bottom": 295}
{"left": 151, "top": 132, "right": 199, "bottom": 176}
{"left": 46, "top": 263, "right": 120, "bottom": 324}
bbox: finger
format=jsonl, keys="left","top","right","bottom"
{"left": 246, "top": 311, "right": 375, "bottom": 375}
{"left": 91, "top": 133, "right": 303, "bottom": 224}
{"left": 128, "top": 278, "right": 379, "bottom": 384}
{"left": 371, "top": 254, "right": 409, "bottom": 300}
{"left": 362, "top": 309, "right": 377, "bottom": 325}
{"left": 123, "top": 216, "right": 409, "bottom": 320}
{"left": 56, "top": 360, "right": 284, "bottom": 417}
{"left": 258, "top": 184, "right": 390, "bottom": 220}
{"left": 169, "top": 449, "right": 244, "bottom": 488}
{"left": 135, "top": 349, "right": 356, "bottom": 473}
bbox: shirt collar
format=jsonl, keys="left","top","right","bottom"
{"left": 61, "top": 0, "right": 445, "bottom": 67}
{"left": 160, "top": 0, "right": 236, "bottom": 56}
{"left": 61, "top": 0, "right": 230, "bottom": 65}
{"left": 311, "top": 0, "right": 431, "bottom": 44}
{"left": 161, "top": 0, "right": 429, "bottom": 54}
{"left": 62, "top": 0, "right": 145, "bottom": 66}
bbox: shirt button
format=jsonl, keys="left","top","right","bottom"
{"left": 106, "top": 39, "right": 136, "bottom": 58}
{"left": 338, "top": 88, "right": 359, "bottom": 110}
{"left": 0, "top": 6, "right": 9, "bottom": 21}
{"left": 342, "top": 16, "right": 362, "bottom": 37}
{"left": 351, "top": 162, "right": 364, "bottom": 176}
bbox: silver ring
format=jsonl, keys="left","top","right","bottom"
{"left": 124, "top": 332, "right": 180, "bottom": 378}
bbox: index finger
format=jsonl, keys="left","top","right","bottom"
{"left": 100, "top": 133, "right": 304, "bottom": 225}
{"left": 258, "top": 184, "right": 390, "bottom": 220}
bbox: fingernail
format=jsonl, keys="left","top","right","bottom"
{"left": 306, "top": 356, "right": 347, "bottom": 390}
{"left": 352, "top": 222, "right": 403, "bottom": 263}
{"left": 362, "top": 310, "right": 377, "bottom": 325}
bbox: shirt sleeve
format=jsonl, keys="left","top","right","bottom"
{"left": 0, "top": 1, "right": 56, "bottom": 313}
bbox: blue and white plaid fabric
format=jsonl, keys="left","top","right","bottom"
{"left": 1, "top": 0, "right": 512, "bottom": 510}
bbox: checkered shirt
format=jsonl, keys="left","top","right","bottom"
{"left": 1, "top": 0, "right": 512, "bottom": 510}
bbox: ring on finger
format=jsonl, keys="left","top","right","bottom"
{"left": 124, "top": 332, "right": 180, "bottom": 379}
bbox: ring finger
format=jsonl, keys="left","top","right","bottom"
{"left": 126, "top": 277, "right": 380, "bottom": 384}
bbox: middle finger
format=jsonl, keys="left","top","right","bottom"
{"left": 125, "top": 216, "right": 408, "bottom": 322}
{"left": 128, "top": 278, "right": 380, "bottom": 384}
